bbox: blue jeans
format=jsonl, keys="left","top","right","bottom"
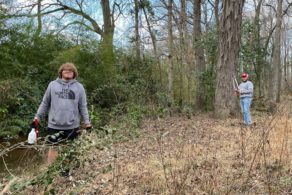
{"left": 240, "top": 97, "right": 252, "bottom": 125}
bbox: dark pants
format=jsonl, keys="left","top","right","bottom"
{"left": 47, "top": 127, "right": 79, "bottom": 143}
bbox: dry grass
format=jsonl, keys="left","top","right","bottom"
{"left": 4, "top": 97, "right": 292, "bottom": 194}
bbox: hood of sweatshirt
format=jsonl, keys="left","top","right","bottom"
{"left": 56, "top": 78, "right": 77, "bottom": 85}
{"left": 54, "top": 78, "right": 78, "bottom": 100}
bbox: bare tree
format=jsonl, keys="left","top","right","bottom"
{"left": 282, "top": 26, "right": 289, "bottom": 90}
{"left": 100, "top": 0, "right": 115, "bottom": 49}
{"left": 251, "top": 0, "right": 264, "bottom": 97}
{"left": 7, "top": 0, "right": 118, "bottom": 56}
{"left": 134, "top": 0, "right": 141, "bottom": 61}
{"left": 206, "top": 0, "right": 220, "bottom": 30}
{"left": 167, "top": 0, "right": 174, "bottom": 106}
{"left": 193, "top": 0, "right": 206, "bottom": 108}
{"left": 141, "top": 2, "right": 162, "bottom": 85}
{"left": 214, "top": 0, "right": 219, "bottom": 30}
{"left": 214, "top": 0, "right": 245, "bottom": 118}
{"left": 35, "top": 0, "right": 42, "bottom": 38}
{"left": 269, "top": 0, "right": 283, "bottom": 102}
{"left": 207, "top": 0, "right": 220, "bottom": 30}
{"left": 179, "top": 0, "right": 187, "bottom": 105}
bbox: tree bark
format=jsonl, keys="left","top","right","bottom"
{"left": 101, "top": 0, "right": 114, "bottom": 43}
{"left": 214, "top": 0, "right": 245, "bottom": 118}
{"left": 193, "top": 0, "right": 205, "bottom": 108}
{"left": 253, "top": 0, "right": 263, "bottom": 97}
{"left": 203, "top": 1, "right": 209, "bottom": 32}
{"left": 35, "top": 0, "right": 42, "bottom": 38}
{"left": 134, "top": 0, "right": 141, "bottom": 61}
{"left": 177, "top": 0, "right": 187, "bottom": 106}
{"left": 142, "top": 5, "right": 162, "bottom": 85}
{"left": 283, "top": 29, "right": 288, "bottom": 90}
{"left": 100, "top": 0, "right": 115, "bottom": 82}
{"left": 269, "top": 0, "right": 282, "bottom": 102}
{"left": 167, "top": 0, "right": 174, "bottom": 106}
{"left": 215, "top": 0, "right": 219, "bottom": 30}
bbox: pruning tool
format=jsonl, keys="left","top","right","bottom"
{"left": 232, "top": 75, "right": 239, "bottom": 96}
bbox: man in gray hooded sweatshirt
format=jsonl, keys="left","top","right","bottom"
{"left": 34, "top": 62, "right": 91, "bottom": 142}
{"left": 34, "top": 62, "right": 91, "bottom": 164}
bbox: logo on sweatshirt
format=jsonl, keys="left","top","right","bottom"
{"left": 55, "top": 89, "right": 75, "bottom": 100}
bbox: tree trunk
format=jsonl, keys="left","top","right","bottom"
{"left": 215, "top": 0, "right": 219, "bottom": 30}
{"left": 214, "top": 0, "right": 245, "bottom": 118}
{"left": 252, "top": 0, "right": 263, "bottom": 97}
{"left": 142, "top": 6, "right": 162, "bottom": 85}
{"left": 35, "top": 0, "right": 42, "bottom": 38}
{"left": 269, "top": 0, "right": 282, "bottom": 103}
{"left": 203, "top": 1, "right": 209, "bottom": 32}
{"left": 167, "top": 0, "right": 174, "bottom": 106}
{"left": 178, "top": 0, "right": 187, "bottom": 106}
{"left": 283, "top": 30, "right": 288, "bottom": 90}
{"left": 193, "top": 0, "right": 205, "bottom": 109}
{"left": 100, "top": 0, "right": 115, "bottom": 82}
{"left": 134, "top": 0, "right": 141, "bottom": 61}
{"left": 101, "top": 0, "right": 114, "bottom": 43}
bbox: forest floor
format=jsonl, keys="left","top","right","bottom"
{"left": 1, "top": 96, "right": 292, "bottom": 194}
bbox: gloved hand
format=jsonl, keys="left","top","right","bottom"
{"left": 31, "top": 117, "right": 40, "bottom": 129}
{"left": 85, "top": 123, "right": 92, "bottom": 130}
{"left": 233, "top": 88, "right": 239, "bottom": 96}
{"left": 33, "top": 117, "right": 39, "bottom": 123}
{"left": 77, "top": 123, "right": 92, "bottom": 134}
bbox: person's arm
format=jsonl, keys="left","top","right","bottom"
{"left": 35, "top": 82, "right": 52, "bottom": 121}
{"left": 78, "top": 86, "right": 91, "bottom": 127}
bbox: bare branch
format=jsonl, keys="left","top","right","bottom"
{"left": 41, "top": 7, "right": 66, "bottom": 15}
{"left": 57, "top": 4, "right": 103, "bottom": 35}
{"left": 281, "top": 0, "right": 292, "bottom": 16}
{"left": 40, "top": 3, "right": 60, "bottom": 13}
{"left": 112, "top": 2, "right": 123, "bottom": 24}
{"left": 57, "top": 20, "right": 95, "bottom": 33}
{"left": 264, "top": 3, "right": 276, "bottom": 13}
{"left": 2, "top": 157, "right": 15, "bottom": 177}
{"left": 264, "top": 24, "right": 277, "bottom": 54}
{"left": 264, "top": 1, "right": 292, "bottom": 18}
{"left": 5, "top": 1, "right": 103, "bottom": 36}
{"left": 207, "top": 0, "right": 215, "bottom": 8}
{"left": 76, "top": 0, "right": 83, "bottom": 11}
{"left": 5, "top": 8, "right": 65, "bottom": 19}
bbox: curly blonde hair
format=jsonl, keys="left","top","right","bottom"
{"left": 58, "top": 62, "right": 78, "bottom": 79}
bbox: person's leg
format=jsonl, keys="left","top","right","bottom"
{"left": 47, "top": 147, "right": 58, "bottom": 165}
{"left": 245, "top": 98, "right": 252, "bottom": 125}
{"left": 240, "top": 98, "right": 247, "bottom": 124}
{"left": 47, "top": 128, "right": 60, "bottom": 165}
{"left": 242, "top": 98, "right": 252, "bottom": 125}
{"left": 243, "top": 98, "right": 249, "bottom": 125}
{"left": 46, "top": 128, "right": 79, "bottom": 165}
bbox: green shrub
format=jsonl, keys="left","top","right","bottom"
{"left": 198, "top": 68, "right": 215, "bottom": 111}
{"left": 0, "top": 78, "right": 41, "bottom": 138}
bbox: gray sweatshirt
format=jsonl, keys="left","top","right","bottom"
{"left": 36, "top": 78, "right": 90, "bottom": 130}
{"left": 238, "top": 80, "right": 253, "bottom": 98}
